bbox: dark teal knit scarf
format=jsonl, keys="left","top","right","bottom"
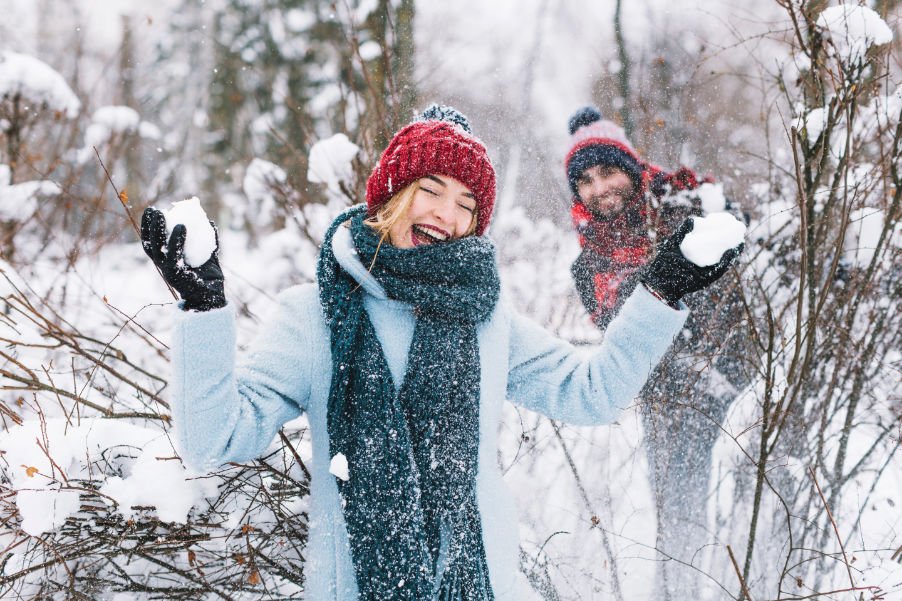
{"left": 317, "top": 205, "right": 500, "bottom": 601}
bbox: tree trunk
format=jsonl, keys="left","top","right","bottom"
{"left": 392, "top": 0, "right": 417, "bottom": 121}
{"left": 118, "top": 14, "right": 141, "bottom": 240}
{"left": 613, "top": 0, "right": 634, "bottom": 138}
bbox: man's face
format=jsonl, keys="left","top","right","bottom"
{"left": 576, "top": 165, "right": 635, "bottom": 219}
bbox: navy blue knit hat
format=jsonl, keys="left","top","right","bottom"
{"left": 564, "top": 106, "right": 643, "bottom": 198}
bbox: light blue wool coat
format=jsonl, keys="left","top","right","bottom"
{"left": 170, "top": 226, "right": 688, "bottom": 600}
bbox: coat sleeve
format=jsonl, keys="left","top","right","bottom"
{"left": 170, "top": 285, "right": 319, "bottom": 471}
{"left": 506, "top": 285, "right": 688, "bottom": 425}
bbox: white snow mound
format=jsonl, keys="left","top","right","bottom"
{"left": 0, "top": 51, "right": 80, "bottom": 117}
{"left": 17, "top": 488, "right": 82, "bottom": 536}
{"left": 330, "top": 453, "right": 349, "bottom": 481}
{"left": 817, "top": 4, "right": 893, "bottom": 66}
{"left": 797, "top": 106, "right": 828, "bottom": 141}
{"left": 680, "top": 213, "right": 746, "bottom": 267}
{"left": 85, "top": 106, "right": 140, "bottom": 148}
{"left": 308, "top": 133, "right": 359, "bottom": 191}
{"left": 0, "top": 179, "right": 61, "bottom": 220}
{"left": 0, "top": 418, "right": 215, "bottom": 533}
{"left": 163, "top": 197, "right": 217, "bottom": 267}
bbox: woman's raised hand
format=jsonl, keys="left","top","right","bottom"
{"left": 140, "top": 207, "right": 226, "bottom": 311}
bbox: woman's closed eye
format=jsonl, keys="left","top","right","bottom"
{"left": 419, "top": 186, "right": 438, "bottom": 196}
{"left": 458, "top": 201, "right": 476, "bottom": 214}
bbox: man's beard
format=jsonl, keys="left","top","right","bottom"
{"left": 586, "top": 200, "right": 627, "bottom": 221}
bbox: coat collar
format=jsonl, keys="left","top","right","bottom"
{"left": 331, "top": 222, "right": 388, "bottom": 300}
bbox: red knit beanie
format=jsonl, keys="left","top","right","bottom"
{"left": 365, "top": 105, "right": 496, "bottom": 236}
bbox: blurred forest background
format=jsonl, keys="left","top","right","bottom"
{"left": 0, "top": 0, "right": 900, "bottom": 599}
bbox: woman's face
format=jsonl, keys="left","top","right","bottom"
{"left": 388, "top": 175, "right": 477, "bottom": 248}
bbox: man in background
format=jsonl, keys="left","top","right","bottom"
{"left": 564, "top": 105, "right": 710, "bottom": 327}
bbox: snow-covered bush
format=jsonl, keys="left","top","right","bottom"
{"left": 706, "top": 4, "right": 901, "bottom": 599}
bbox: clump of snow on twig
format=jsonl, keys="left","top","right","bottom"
{"left": 85, "top": 105, "right": 160, "bottom": 146}
{"left": 0, "top": 163, "right": 61, "bottom": 220}
{"left": 307, "top": 133, "right": 359, "bottom": 194}
{"left": 85, "top": 106, "right": 140, "bottom": 147}
{"left": 796, "top": 106, "right": 828, "bottom": 141}
{"left": 0, "top": 51, "right": 80, "bottom": 118}
{"left": 358, "top": 40, "right": 382, "bottom": 61}
{"left": 0, "top": 418, "right": 217, "bottom": 534}
{"left": 77, "top": 105, "right": 161, "bottom": 162}
{"left": 816, "top": 4, "right": 893, "bottom": 67}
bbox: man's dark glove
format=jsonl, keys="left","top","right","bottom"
{"left": 141, "top": 207, "right": 226, "bottom": 312}
{"left": 640, "top": 217, "right": 743, "bottom": 305}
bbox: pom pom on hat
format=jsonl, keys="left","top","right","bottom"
{"left": 417, "top": 103, "right": 472, "bottom": 134}
{"left": 568, "top": 105, "right": 603, "bottom": 136}
{"left": 366, "top": 104, "right": 496, "bottom": 235}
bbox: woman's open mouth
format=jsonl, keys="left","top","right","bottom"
{"left": 411, "top": 224, "right": 451, "bottom": 247}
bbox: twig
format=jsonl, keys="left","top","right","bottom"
{"left": 808, "top": 466, "right": 855, "bottom": 590}
{"left": 103, "top": 300, "right": 171, "bottom": 351}
{"left": 94, "top": 147, "right": 179, "bottom": 300}
{"left": 776, "top": 584, "right": 884, "bottom": 600}
{"left": 277, "top": 430, "right": 311, "bottom": 482}
{"left": 528, "top": 530, "right": 570, "bottom": 575}
{"left": 93, "top": 147, "right": 138, "bottom": 235}
{"left": 1, "top": 367, "right": 168, "bottom": 421}
{"left": 728, "top": 544, "right": 754, "bottom": 601}
{"left": 551, "top": 422, "right": 624, "bottom": 601}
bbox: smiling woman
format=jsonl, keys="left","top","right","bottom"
{"left": 140, "top": 104, "right": 739, "bottom": 600}
{"left": 367, "top": 175, "right": 479, "bottom": 249}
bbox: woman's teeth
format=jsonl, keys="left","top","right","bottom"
{"left": 412, "top": 225, "right": 449, "bottom": 245}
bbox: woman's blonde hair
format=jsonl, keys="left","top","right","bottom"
{"left": 365, "top": 178, "right": 479, "bottom": 244}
